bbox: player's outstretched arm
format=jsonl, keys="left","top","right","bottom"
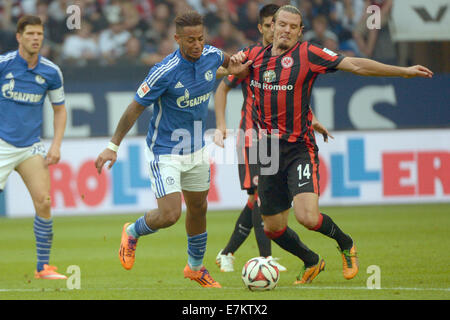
{"left": 214, "top": 80, "right": 232, "bottom": 147}
{"left": 336, "top": 57, "right": 433, "bottom": 78}
{"left": 95, "top": 100, "right": 145, "bottom": 174}
{"left": 46, "top": 104, "right": 67, "bottom": 166}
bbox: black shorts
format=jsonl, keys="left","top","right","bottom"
{"left": 237, "top": 142, "right": 259, "bottom": 195}
{"left": 258, "top": 138, "right": 320, "bottom": 216}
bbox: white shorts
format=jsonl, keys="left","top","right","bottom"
{"left": 145, "top": 146, "right": 210, "bottom": 198}
{"left": 0, "top": 139, "right": 46, "bottom": 190}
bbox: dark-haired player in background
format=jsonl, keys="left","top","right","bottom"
{"left": 214, "top": 3, "right": 332, "bottom": 273}
{"left": 214, "top": 4, "right": 286, "bottom": 273}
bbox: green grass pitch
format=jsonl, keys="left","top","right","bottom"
{"left": 0, "top": 203, "right": 449, "bottom": 300}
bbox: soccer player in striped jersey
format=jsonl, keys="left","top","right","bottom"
{"left": 229, "top": 5, "right": 433, "bottom": 284}
{"left": 0, "top": 16, "right": 67, "bottom": 280}
{"left": 214, "top": 3, "right": 332, "bottom": 274}
{"left": 95, "top": 11, "right": 250, "bottom": 288}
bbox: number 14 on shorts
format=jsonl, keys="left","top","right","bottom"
{"left": 297, "top": 164, "right": 311, "bottom": 187}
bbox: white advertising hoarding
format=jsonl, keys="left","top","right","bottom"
{"left": 390, "top": 0, "right": 450, "bottom": 41}
{"left": 3, "top": 129, "right": 450, "bottom": 217}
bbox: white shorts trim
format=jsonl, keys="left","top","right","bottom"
{"left": 145, "top": 147, "right": 210, "bottom": 198}
{"left": 0, "top": 139, "right": 46, "bottom": 189}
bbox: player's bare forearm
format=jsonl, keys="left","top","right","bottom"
{"left": 216, "top": 66, "right": 229, "bottom": 79}
{"left": 214, "top": 80, "right": 231, "bottom": 129}
{"left": 213, "top": 81, "right": 231, "bottom": 148}
{"left": 51, "top": 104, "right": 67, "bottom": 148}
{"left": 45, "top": 104, "right": 66, "bottom": 165}
{"left": 337, "top": 57, "right": 433, "bottom": 78}
{"left": 311, "top": 109, "right": 333, "bottom": 143}
{"left": 95, "top": 101, "right": 144, "bottom": 174}
{"left": 222, "top": 52, "right": 230, "bottom": 69}
{"left": 339, "top": 57, "right": 405, "bottom": 76}
{"left": 111, "top": 100, "right": 145, "bottom": 145}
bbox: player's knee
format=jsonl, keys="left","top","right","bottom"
{"left": 34, "top": 193, "right": 52, "bottom": 213}
{"left": 295, "top": 207, "right": 318, "bottom": 229}
{"left": 264, "top": 226, "right": 287, "bottom": 239}
{"left": 187, "top": 199, "right": 208, "bottom": 216}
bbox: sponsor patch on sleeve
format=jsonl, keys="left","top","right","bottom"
{"left": 322, "top": 48, "right": 337, "bottom": 57}
{"left": 137, "top": 81, "right": 150, "bottom": 98}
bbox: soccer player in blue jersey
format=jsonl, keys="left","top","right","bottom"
{"left": 0, "top": 16, "right": 67, "bottom": 280}
{"left": 95, "top": 11, "right": 249, "bottom": 288}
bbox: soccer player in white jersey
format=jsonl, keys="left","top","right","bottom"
{"left": 95, "top": 11, "right": 250, "bottom": 288}
{"left": 0, "top": 16, "right": 67, "bottom": 280}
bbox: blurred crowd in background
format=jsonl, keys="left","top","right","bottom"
{"left": 0, "top": 0, "right": 397, "bottom": 67}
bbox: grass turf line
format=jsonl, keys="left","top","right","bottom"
{"left": 0, "top": 203, "right": 449, "bottom": 300}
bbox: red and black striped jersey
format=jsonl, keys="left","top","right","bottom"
{"left": 247, "top": 41, "right": 344, "bottom": 148}
{"left": 224, "top": 43, "right": 266, "bottom": 147}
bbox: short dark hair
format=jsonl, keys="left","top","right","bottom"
{"left": 174, "top": 11, "right": 203, "bottom": 33}
{"left": 259, "top": 4, "right": 280, "bottom": 23}
{"left": 16, "top": 15, "right": 43, "bottom": 34}
{"left": 273, "top": 5, "right": 304, "bottom": 28}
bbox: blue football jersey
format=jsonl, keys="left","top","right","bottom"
{"left": 134, "top": 45, "right": 224, "bottom": 155}
{"left": 0, "top": 50, "right": 65, "bottom": 147}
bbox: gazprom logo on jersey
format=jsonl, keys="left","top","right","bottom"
{"left": 2, "top": 74, "right": 43, "bottom": 103}
{"left": 176, "top": 89, "right": 212, "bottom": 108}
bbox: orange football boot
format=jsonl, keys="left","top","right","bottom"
{"left": 183, "top": 264, "right": 222, "bottom": 288}
{"left": 34, "top": 264, "right": 67, "bottom": 280}
{"left": 119, "top": 223, "right": 138, "bottom": 270}
{"left": 294, "top": 257, "right": 325, "bottom": 284}
{"left": 339, "top": 244, "right": 359, "bottom": 280}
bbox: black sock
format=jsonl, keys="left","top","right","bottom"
{"left": 223, "top": 203, "right": 253, "bottom": 254}
{"left": 313, "top": 213, "right": 353, "bottom": 251}
{"left": 252, "top": 204, "right": 271, "bottom": 257}
{"left": 266, "top": 227, "right": 319, "bottom": 267}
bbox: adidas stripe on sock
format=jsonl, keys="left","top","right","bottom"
{"left": 34, "top": 215, "right": 53, "bottom": 272}
{"left": 128, "top": 215, "right": 157, "bottom": 238}
{"left": 187, "top": 232, "right": 207, "bottom": 271}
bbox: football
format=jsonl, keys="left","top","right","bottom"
{"left": 241, "top": 257, "right": 280, "bottom": 291}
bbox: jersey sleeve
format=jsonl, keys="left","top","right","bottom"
{"left": 0, "top": 60, "right": 5, "bottom": 77}
{"left": 216, "top": 48, "right": 225, "bottom": 68}
{"left": 134, "top": 62, "right": 171, "bottom": 107}
{"left": 223, "top": 74, "right": 244, "bottom": 88}
{"left": 306, "top": 42, "right": 344, "bottom": 74}
{"left": 47, "top": 66, "right": 65, "bottom": 105}
{"left": 204, "top": 45, "right": 225, "bottom": 68}
{"left": 0, "top": 52, "right": 13, "bottom": 76}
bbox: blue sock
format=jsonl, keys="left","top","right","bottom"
{"left": 127, "top": 215, "right": 157, "bottom": 239}
{"left": 187, "top": 232, "right": 207, "bottom": 271}
{"left": 34, "top": 215, "right": 53, "bottom": 272}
